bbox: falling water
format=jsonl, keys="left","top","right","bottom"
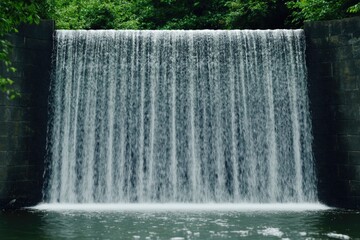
{"left": 44, "top": 30, "right": 317, "bottom": 203}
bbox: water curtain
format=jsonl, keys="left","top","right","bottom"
{"left": 44, "top": 30, "right": 317, "bottom": 203}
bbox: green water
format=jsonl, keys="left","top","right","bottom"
{"left": 1, "top": 208, "right": 359, "bottom": 239}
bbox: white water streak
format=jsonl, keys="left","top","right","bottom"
{"left": 45, "top": 30, "right": 317, "bottom": 203}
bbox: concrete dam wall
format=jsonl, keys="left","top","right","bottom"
{"left": 0, "top": 17, "right": 359, "bottom": 209}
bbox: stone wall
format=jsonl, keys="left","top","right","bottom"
{"left": 305, "top": 17, "right": 360, "bottom": 209}
{"left": 0, "top": 21, "right": 54, "bottom": 209}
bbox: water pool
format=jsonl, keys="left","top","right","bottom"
{"left": 1, "top": 204, "right": 359, "bottom": 239}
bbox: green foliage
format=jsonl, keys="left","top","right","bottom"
{"left": 0, "top": 1, "right": 40, "bottom": 34}
{"left": 44, "top": 0, "right": 360, "bottom": 30}
{"left": 134, "top": 0, "right": 229, "bottom": 29}
{"left": 348, "top": 2, "right": 360, "bottom": 13}
{"left": 287, "top": 0, "right": 360, "bottom": 26}
{"left": 50, "top": 0, "right": 141, "bottom": 29}
{"left": 50, "top": 0, "right": 230, "bottom": 30}
{"left": 0, "top": 39, "right": 18, "bottom": 99}
{"left": 0, "top": 0, "right": 42, "bottom": 99}
{"left": 225, "top": 0, "right": 290, "bottom": 29}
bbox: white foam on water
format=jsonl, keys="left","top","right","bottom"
{"left": 258, "top": 227, "right": 284, "bottom": 237}
{"left": 231, "top": 230, "right": 249, "bottom": 236}
{"left": 326, "top": 233, "right": 351, "bottom": 239}
{"left": 30, "top": 203, "right": 330, "bottom": 212}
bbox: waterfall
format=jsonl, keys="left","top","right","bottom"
{"left": 44, "top": 30, "right": 317, "bottom": 203}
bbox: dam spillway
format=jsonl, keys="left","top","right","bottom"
{"left": 44, "top": 30, "right": 317, "bottom": 203}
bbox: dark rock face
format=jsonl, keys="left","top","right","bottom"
{"left": 0, "top": 21, "right": 54, "bottom": 209}
{"left": 305, "top": 17, "right": 360, "bottom": 209}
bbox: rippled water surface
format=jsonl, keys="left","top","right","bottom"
{"left": 1, "top": 205, "right": 359, "bottom": 239}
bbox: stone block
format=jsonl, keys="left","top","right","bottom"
{"left": 354, "top": 44, "right": 360, "bottom": 58}
{"left": 338, "top": 135, "right": 360, "bottom": 151}
{"left": 349, "top": 36, "right": 360, "bottom": 45}
{"left": 338, "top": 75, "right": 359, "bottom": 91}
{"left": 326, "top": 34, "right": 353, "bottom": 47}
{"left": 310, "top": 104, "right": 333, "bottom": 120}
{"left": 12, "top": 77, "right": 33, "bottom": 95}
{"left": 0, "top": 95, "right": 5, "bottom": 106}
{"left": 10, "top": 47, "right": 26, "bottom": 64}
{"left": 342, "top": 196, "right": 360, "bottom": 209}
{"left": 24, "top": 38, "right": 52, "bottom": 51}
{"left": 0, "top": 122, "right": 9, "bottom": 137}
{"left": 1, "top": 136, "right": 32, "bottom": 152}
{"left": 0, "top": 151, "right": 7, "bottom": 163}
{"left": 3, "top": 68, "right": 24, "bottom": 80}
{"left": 329, "top": 20, "right": 343, "bottom": 36}
{"left": 346, "top": 90, "right": 360, "bottom": 104}
{"left": 23, "top": 50, "right": 40, "bottom": 66}
{"left": 342, "top": 17, "right": 360, "bottom": 35}
{"left": 334, "top": 105, "right": 360, "bottom": 120}
{"left": 308, "top": 83, "right": 345, "bottom": 106}
{"left": 334, "top": 120, "right": 360, "bottom": 135}
{"left": 319, "top": 62, "right": 333, "bottom": 77}
{"left": 0, "top": 122, "right": 33, "bottom": 137}
{"left": 0, "top": 94, "right": 32, "bottom": 107}
{"left": 304, "top": 21, "right": 330, "bottom": 38}
{"left": 0, "top": 107, "right": 32, "bottom": 121}
{"left": 316, "top": 163, "right": 339, "bottom": 181}
{"left": 334, "top": 46, "right": 354, "bottom": 60}
{"left": 320, "top": 48, "right": 336, "bottom": 61}
{"left": 312, "top": 133, "right": 337, "bottom": 151}
{"left": 0, "top": 180, "right": 39, "bottom": 200}
{"left": 333, "top": 60, "right": 360, "bottom": 78}
{"left": 0, "top": 107, "right": 12, "bottom": 121}
{"left": 313, "top": 150, "right": 346, "bottom": 165}
{"left": 5, "top": 34, "right": 25, "bottom": 48}
{"left": 5, "top": 166, "right": 29, "bottom": 182}
{"left": 0, "top": 166, "right": 9, "bottom": 182}
{"left": 312, "top": 119, "right": 332, "bottom": 134}
{"left": 348, "top": 151, "right": 360, "bottom": 165}
{"left": 307, "top": 37, "right": 328, "bottom": 48}
{"left": 23, "top": 66, "right": 52, "bottom": 93}
{"left": 353, "top": 31, "right": 360, "bottom": 38}
{"left": 337, "top": 180, "right": 360, "bottom": 196}
{"left": 17, "top": 20, "right": 55, "bottom": 41}
{"left": 0, "top": 151, "right": 30, "bottom": 166}
{"left": 4, "top": 77, "right": 28, "bottom": 94}
{"left": 338, "top": 165, "right": 360, "bottom": 181}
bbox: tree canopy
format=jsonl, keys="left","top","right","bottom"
{"left": 0, "top": 0, "right": 359, "bottom": 97}
{"left": 48, "top": 0, "right": 359, "bottom": 30}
